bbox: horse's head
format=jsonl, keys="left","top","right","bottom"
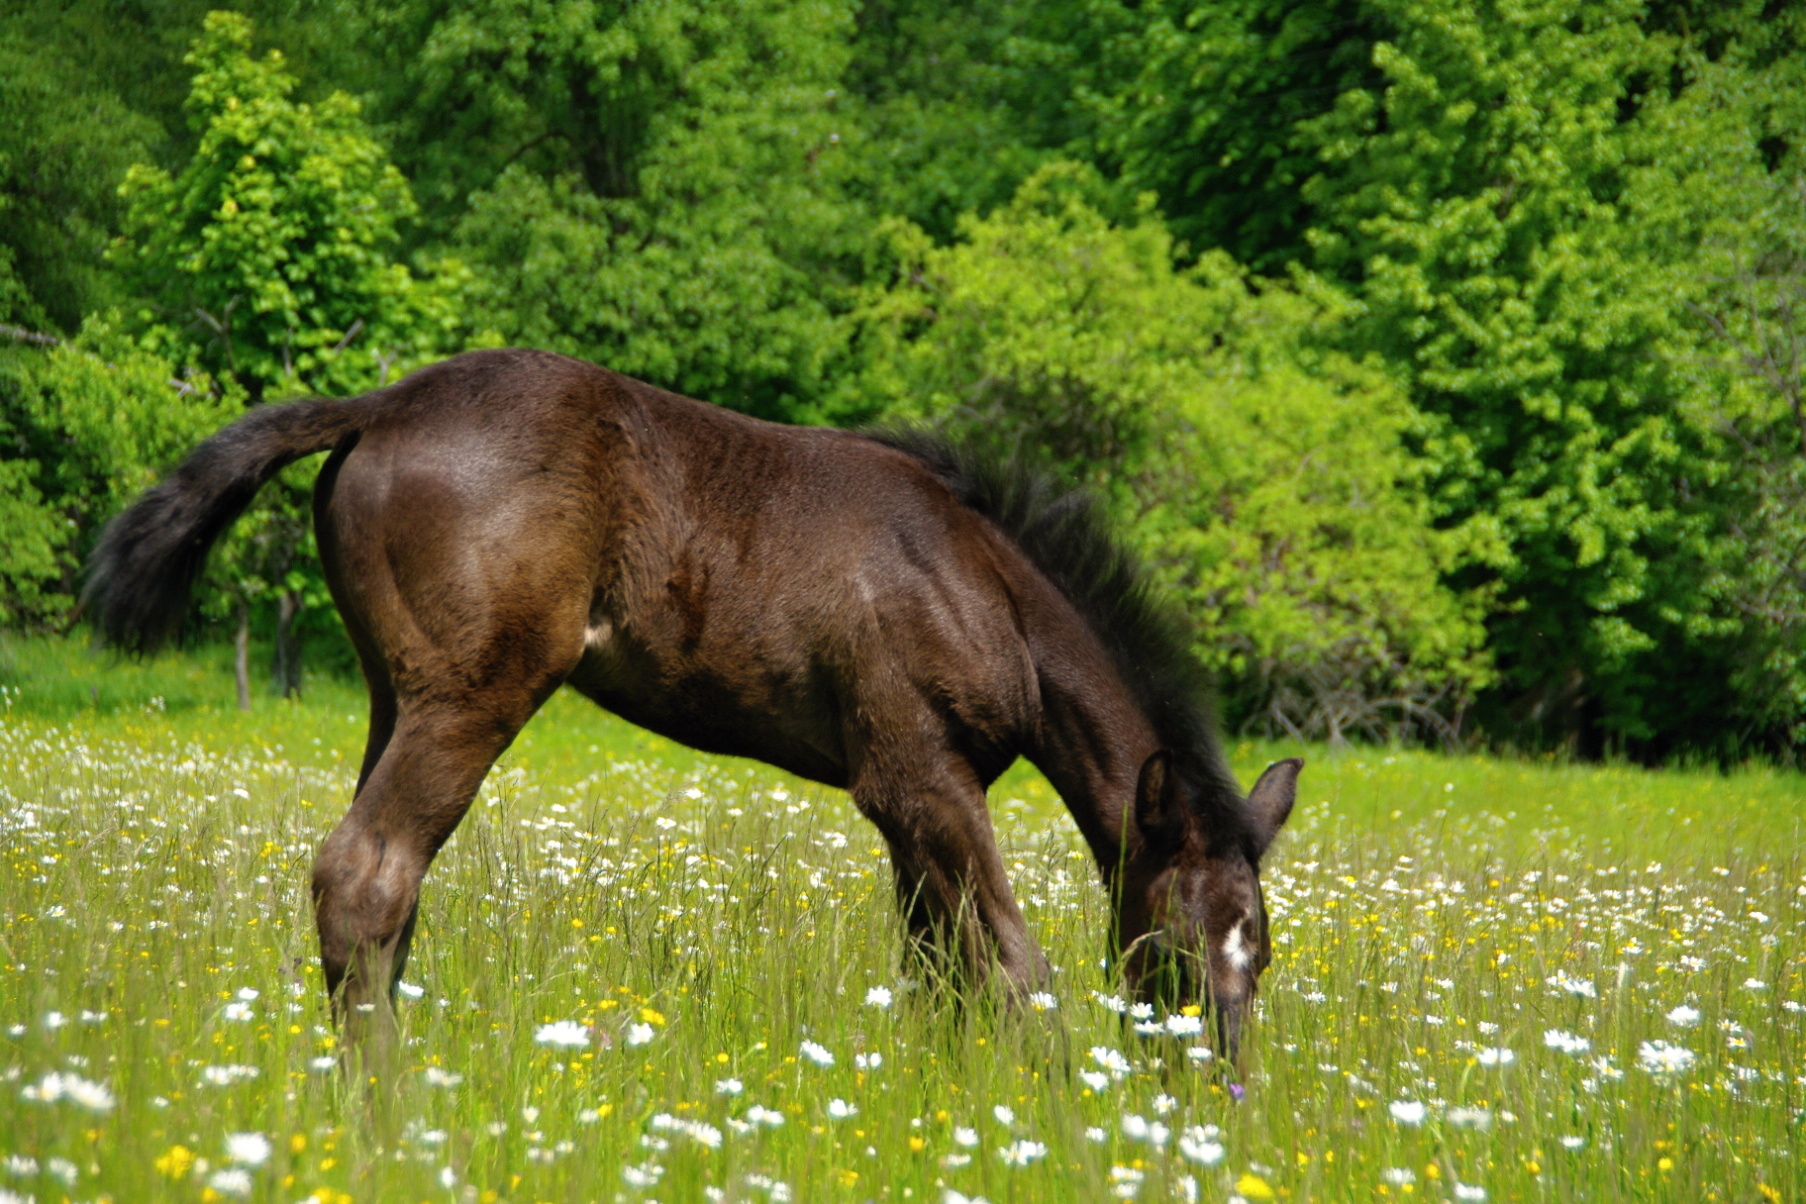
{"left": 1116, "top": 753, "right": 1301, "bottom": 1062}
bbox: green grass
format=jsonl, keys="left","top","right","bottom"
{"left": 0, "top": 634, "right": 1801, "bottom": 1203}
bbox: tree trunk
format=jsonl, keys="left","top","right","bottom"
{"left": 273, "top": 589, "right": 303, "bottom": 698}
{"left": 234, "top": 603, "right": 252, "bottom": 712}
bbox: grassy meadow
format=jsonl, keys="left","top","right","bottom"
{"left": 0, "top": 635, "right": 1801, "bottom": 1204}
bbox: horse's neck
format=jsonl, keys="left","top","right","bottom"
{"left": 1024, "top": 646, "right": 1159, "bottom": 884}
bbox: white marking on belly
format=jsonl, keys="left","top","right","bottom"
{"left": 1222, "top": 923, "right": 1252, "bottom": 972}
{"left": 583, "top": 620, "right": 613, "bottom": 650}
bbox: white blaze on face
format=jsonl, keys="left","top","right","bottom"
{"left": 1221, "top": 919, "right": 1254, "bottom": 972}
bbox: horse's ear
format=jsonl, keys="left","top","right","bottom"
{"left": 1247, "top": 758, "right": 1303, "bottom": 856}
{"left": 1135, "top": 749, "right": 1183, "bottom": 842}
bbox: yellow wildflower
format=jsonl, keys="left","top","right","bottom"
{"left": 1235, "top": 1173, "right": 1276, "bottom": 1200}
{"left": 154, "top": 1145, "right": 194, "bottom": 1179}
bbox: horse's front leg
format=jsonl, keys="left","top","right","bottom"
{"left": 853, "top": 756, "right": 1051, "bottom": 999}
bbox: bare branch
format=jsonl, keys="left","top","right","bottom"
{"left": 4, "top": 320, "right": 203, "bottom": 400}
{"left": 0, "top": 324, "right": 62, "bottom": 347}
{"left": 330, "top": 318, "right": 365, "bottom": 354}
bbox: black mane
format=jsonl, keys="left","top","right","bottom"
{"left": 866, "top": 429, "right": 1246, "bottom": 821}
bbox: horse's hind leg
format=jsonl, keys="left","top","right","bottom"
{"left": 309, "top": 406, "right": 604, "bottom": 1067}
{"left": 311, "top": 587, "right": 587, "bottom": 1064}
{"left": 349, "top": 647, "right": 397, "bottom": 797}
{"left": 313, "top": 682, "right": 567, "bottom": 1065}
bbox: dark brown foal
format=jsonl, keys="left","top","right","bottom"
{"left": 85, "top": 348, "right": 1299, "bottom": 1065}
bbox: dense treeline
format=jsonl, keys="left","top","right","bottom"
{"left": 2, "top": 0, "right": 1801, "bottom": 760}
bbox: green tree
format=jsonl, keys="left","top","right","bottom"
{"left": 110, "top": 11, "right": 470, "bottom": 697}
{"left": 331, "top": 0, "right": 869, "bottom": 420}
{"left": 0, "top": 324, "right": 235, "bottom": 626}
{"left": 113, "top": 10, "right": 466, "bottom": 403}
{"left": 2, "top": 0, "right": 1798, "bottom": 753}
{"left": 1091, "top": 0, "right": 1383, "bottom": 272}
{"left": 1681, "top": 171, "right": 1806, "bottom": 751}
{"left": 1100, "top": 0, "right": 1806, "bottom": 754}
{"left": 0, "top": 33, "right": 160, "bottom": 332}
{"left": 1298, "top": 0, "right": 1806, "bottom": 752}
{"left": 854, "top": 166, "right": 1493, "bottom": 739}
{"left": 843, "top": 0, "right": 1122, "bottom": 244}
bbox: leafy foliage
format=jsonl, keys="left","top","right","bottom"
{"left": 112, "top": 11, "right": 464, "bottom": 403}
{"left": 1289, "top": 0, "right": 1804, "bottom": 752}
{"left": 1098, "top": 0, "right": 1805, "bottom": 755}
{"left": 347, "top": 0, "right": 870, "bottom": 420}
{"left": 0, "top": 326, "right": 234, "bottom": 624}
{"left": 1093, "top": 0, "right": 1384, "bottom": 272}
{"left": 1683, "top": 176, "right": 1806, "bottom": 748}
{"left": 844, "top": 0, "right": 1113, "bottom": 243}
{"left": 0, "top": 31, "right": 160, "bottom": 331}
{"left": 1, "top": 2, "right": 1802, "bottom": 754}
{"left": 854, "top": 167, "right": 1493, "bottom": 739}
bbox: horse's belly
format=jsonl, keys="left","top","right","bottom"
{"left": 567, "top": 643, "right": 850, "bottom": 788}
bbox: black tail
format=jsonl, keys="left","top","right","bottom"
{"left": 83, "top": 397, "right": 366, "bottom": 654}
